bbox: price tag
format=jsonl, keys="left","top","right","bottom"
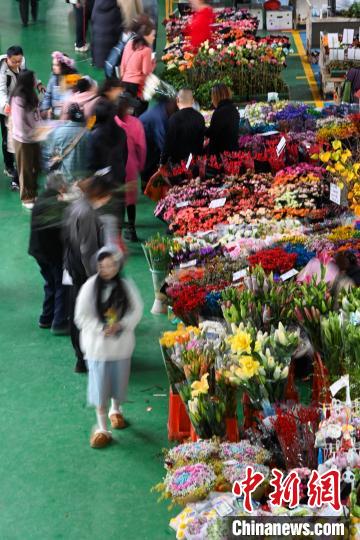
{"left": 330, "top": 183, "right": 341, "bottom": 205}
{"left": 260, "top": 130, "right": 279, "bottom": 137}
{"left": 267, "top": 92, "right": 279, "bottom": 102}
{"left": 179, "top": 259, "right": 197, "bottom": 269}
{"left": 338, "top": 49, "right": 345, "bottom": 61}
{"left": 356, "top": 48, "right": 360, "bottom": 61}
{"left": 209, "top": 197, "right": 226, "bottom": 209}
{"left": 239, "top": 108, "right": 245, "bottom": 119}
{"left": 176, "top": 200, "right": 189, "bottom": 208}
{"left": 280, "top": 268, "right": 298, "bottom": 281}
{"left": 276, "top": 136, "right": 286, "bottom": 156}
{"left": 186, "top": 153, "right": 193, "bottom": 169}
{"left": 348, "top": 48, "right": 355, "bottom": 60}
{"left": 233, "top": 268, "right": 248, "bottom": 282}
{"left": 213, "top": 499, "right": 234, "bottom": 517}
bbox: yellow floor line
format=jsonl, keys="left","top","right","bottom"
{"left": 292, "top": 30, "right": 323, "bottom": 107}
{"left": 296, "top": 76, "right": 307, "bottom": 79}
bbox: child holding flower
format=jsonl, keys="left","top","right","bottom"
{"left": 75, "top": 247, "right": 143, "bottom": 448}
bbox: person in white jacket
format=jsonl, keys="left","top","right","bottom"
{"left": 75, "top": 246, "right": 143, "bottom": 448}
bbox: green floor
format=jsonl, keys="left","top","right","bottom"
{"left": 0, "top": 3, "right": 315, "bottom": 539}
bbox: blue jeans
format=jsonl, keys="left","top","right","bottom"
{"left": 39, "top": 262, "right": 68, "bottom": 328}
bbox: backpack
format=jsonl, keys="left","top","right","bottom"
{"left": 104, "top": 33, "right": 134, "bottom": 79}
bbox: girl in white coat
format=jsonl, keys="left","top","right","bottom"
{"left": 75, "top": 247, "right": 143, "bottom": 448}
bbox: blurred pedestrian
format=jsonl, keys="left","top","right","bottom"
{"left": 97, "top": 78, "right": 126, "bottom": 108}
{"left": 18, "top": 0, "right": 38, "bottom": 26}
{"left": 45, "top": 103, "right": 89, "bottom": 183}
{"left": 41, "top": 51, "right": 77, "bottom": 119}
{"left": 120, "top": 14, "right": 156, "bottom": 114}
{"left": 0, "top": 45, "right": 25, "bottom": 190}
{"left": 206, "top": 83, "right": 239, "bottom": 155}
{"left": 67, "top": 0, "right": 94, "bottom": 52}
{"left": 63, "top": 172, "right": 119, "bottom": 373}
{"left": 91, "top": 0, "right": 123, "bottom": 69}
{"left": 139, "top": 97, "right": 177, "bottom": 192}
{"left": 116, "top": 0, "right": 143, "bottom": 29}
{"left": 61, "top": 77, "right": 99, "bottom": 120}
{"left": 185, "top": 0, "right": 215, "bottom": 51}
{"left": 28, "top": 172, "right": 69, "bottom": 335}
{"left": 115, "top": 92, "right": 146, "bottom": 241}
{"left": 87, "top": 99, "right": 128, "bottom": 228}
{"left": 11, "top": 69, "right": 42, "bottom": 209}
{"left": 75, "top": 246, "right": 143, "bottom": 448}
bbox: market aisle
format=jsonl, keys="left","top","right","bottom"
{"left": 0, "top": 1, "right": 173, "bottom": 539}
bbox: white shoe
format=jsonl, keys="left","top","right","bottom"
{"left": 22, "top": 201, "right": 34, "bottom": 210}
{"left": 75, "top": 43, "right": 89, "bottom": 52}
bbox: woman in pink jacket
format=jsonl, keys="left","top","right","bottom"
{"left": 120, "top": 14, "right": 156, "bottom": 115}
{"left": 115, "top": 93, "right": 146, "bottom": 242}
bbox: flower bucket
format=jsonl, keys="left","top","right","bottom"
{"left": 168, "top": 388, "right": 191, "bottom": 441}
{"left": 226, "top": 417, "right": 239, "bottom": 442}
{"left": 150, "top": 269, "right": 167, "bottom": 315}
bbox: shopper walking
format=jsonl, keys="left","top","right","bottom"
{"left": 185, "top": 0, "right": 215, "bottom": 51}
{"left": 91, "top": 0, "right": 123, "bottom": 69}
{"left": 115, "top": 93, "right": 146, "bottom": 241}
{"left": 87, "top": 100, "right": 128, "bottom": 228}
{"left": 11, "top": 69, "right": 41, "bottom": 209}
{"left": 206, "top": 83, "right": 239, "bottom": 155}
{"left": 75, "top": 246, "right": 143, "bottom": 448}
{"left": 139, "top": 97, "right": 177, "bottom": 192}
{"left": 41, "top": 51, "right": 77, "bottom": 119}
{"left": 97, "top": 78, "right": 126, "bottom": 107}
{"left": 0, "top": 45, "right": 25, "bottom": 190}
{"left": 116, "top": 0, "right": 143, "bottom": 29}
{"left": 63, "top": 172, "right": 118, "bottom": 373}
{"left": 45, "top": 103, "right": 89, "bottom": 183}
{"left": 61, "top": 77, "right": 99, "bottom": 120}
{"left": 67, "top": 0, "right": 94, "bottom": 52}
{"left": 120, "top": 14, "right": 156, "bottom": 114}
{"left": 18, "top": 0, "right": 38, "bottom": 26}
{"left": 160, "top": 88, "right": 205, "bottom": 167}
{"left": 29, "top": 172, "right": 69, "bottom": 334}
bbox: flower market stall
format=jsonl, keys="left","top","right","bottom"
{"left": 162, "top": 7, "right": 291, "bottom": 107}
{"left": 144, "top": 99, "right": 360, "bottom": 539}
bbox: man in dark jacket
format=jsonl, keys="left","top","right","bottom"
{"left": 160, "top": 89, "right": 205, "bottom": 167}
{"left": 29, "top": 172, "right": 69, "bottom": 334}
{"left": 139, "top": 97, "right": 177, "bottom": 191}
{"left": 63, "top": 172, "right": 118, "bottom": 372}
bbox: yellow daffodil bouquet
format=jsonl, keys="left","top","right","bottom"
{"left": 312, "top": 140, "right": 360, "bottom": 215}
{"left": 222, "top": 322, "right": 299, "bottom": 416}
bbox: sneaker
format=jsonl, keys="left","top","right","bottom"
{"left": 39, "top": 321, "right": 52, "bottom": 329}
{"left": 51, "top": 323, "right": 70, "bottom": 336}
{"left": 10, "top": 181, "right": 19, "bottom": 192}
{"left": 75, "top": 43, "right": 89, "bottom": 52}
{"left": 90, "top": 428, "right": 112, "bottom": 449}
{"left": 22, "top": 201, "right": 34, "bottom": 210}
{"left": 124, "top": 226, "right": 139, "bottom": 242}
{"left": 109, "top": 412, "right": 126, "bottom": 430}
{"left": 4, "top": 168, "right": 16, "bottom": 178}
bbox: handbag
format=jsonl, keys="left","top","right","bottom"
{"left": 48, "top": 127, "right": 87, "bottom": 171}
{"left": 144, "top": 168, "right": 171, "bottom": 202}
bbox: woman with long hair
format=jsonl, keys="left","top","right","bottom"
{"left": 75, "top": 247, "right": 143, "bottom": 448}
{"left": 41, "top": 51, "right": 77, "bottom": 119}
{"left": 120, "top": 14, "right": 156, "bottom": 114}
{"left": 115, "top": 93, "right": 146, "bottom": 242}
{"left": 11, "top": 69, "right": 41, "bottom": 209}
{"left": 206, "top": 83, "right": 239, "bottom": 155}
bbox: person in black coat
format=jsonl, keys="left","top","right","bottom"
{"left": 87, "top": 100, "right": 128, "bottom": 229}
{"left": 28, "top": 172, "right": 69, "bottom": 334}
{"left": 206, "top": 83, "right": 239, "bottom": 156}
{"left": 160, "top": 89, "right": 205, "bottom": 166}
{"left": 91, "top": 0, "right": 123, "bottom": 69}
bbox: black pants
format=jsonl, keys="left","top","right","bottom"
{"left": 19, "top": 0, "right": 38, "bottom": 25}
{"left": 38, "top": 262, "right": 69, "bottom": 328}
{"left": 69, "top": 280, "right": 86, "bottom": 369}
{"left": 74, "top": 0, "right": 94, "bottom": 47}
{"left": 126, "top": 204, "right": 136, "bottom": 227}
{"left": 0, "top": 115, "right": 15, "bottom": 172}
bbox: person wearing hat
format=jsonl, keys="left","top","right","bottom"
{"left": 115, "top": 92, "right": 146, "bottom": 242}
{"left": 75, "top": 246, "right": 143, "bottom": 448}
